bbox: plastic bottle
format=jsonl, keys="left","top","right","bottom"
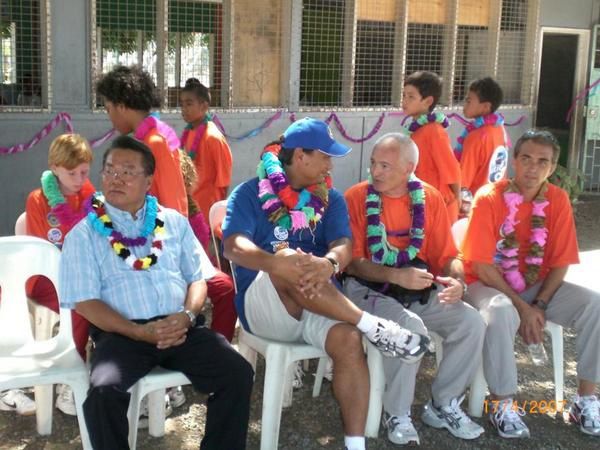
{"left": 528, "top": 342, "right": 548, "bottom": 366}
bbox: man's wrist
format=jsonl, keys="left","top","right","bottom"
{"left": 457, "top": 278, "right": 468, "bottom": 297}
{"left": 531, "top": 298, "right": 549, "bottom": 311}
{"left": 183, "top": 309, "right": 197, "bottom": 327}
{"left": 325, "top": 255, "right": 340, "bottom": 275}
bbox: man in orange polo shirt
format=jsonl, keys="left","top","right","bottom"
{"left": 461, "top": 130, "right": 600, "bottom": 438}
{"left": 344, "top": 133, "right": 485, "bottom": 445}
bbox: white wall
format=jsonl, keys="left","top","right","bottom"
{"left": 540, "top": 0, "right": 600, "bottom": 28}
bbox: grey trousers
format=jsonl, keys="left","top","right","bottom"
{"left": 344, "top": 277, "right": 486, "bottom": 416}
{"left": 466, "top": 280, "right": 600, "bottom": 396}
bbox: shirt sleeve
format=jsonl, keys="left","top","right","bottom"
{"left": 178, "top": 214, "right": 216, "bottom": 283}
{"left": 222, "top": 182, "right": 259, "bottom": 240}
{"left": 25, "top": 190, "right": 49, "bottom": 239}
{"left": 323, "top": 189, "right": 352, "bottom": 245}
{"left": 422, "top": 187, "right": 458, "bottom": 275}
{"left": 59, "top": 223, "right": 102, "bottom": 308}
{"left": 460, "top": 135, "right": 483, "bottom": 193}
{"left": 208, "top": 135, "right": 233, "bottom": 188}
{"left": 344, "top": 184, "right": 368, "bottom": 260}
{"left": 433, "top": 126, "right": 461, "bottom": 186}
{"left": 545, "top": 188, "right": 580, "bottom": 268}
{"left": 460, "top": 186, "right": 499, "bottom": 265}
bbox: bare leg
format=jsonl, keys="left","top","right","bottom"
{"left": 325, "top": 323, "right": 369, "bottom": 436}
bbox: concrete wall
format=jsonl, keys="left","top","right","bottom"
{"left": 539, "top": 0, "right": 600, "bottom": 28}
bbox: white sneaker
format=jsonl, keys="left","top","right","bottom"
{"left": 138, "top": 395, "right": 173, "bottom": 429}
{"left": 365, "top": 318, "right": 431, "bottom": 361}
{"left": 489, "top": 398, "right": 530, "bottom": 438}
{"left": 422, "top": 396, "right": 484, "bottom": 439}
{"left": 291, "top": 361, "right": 304, "bottom": 389}
{"left": 382, "top": 411, "right": 420, "bottom": 445}
{"left": 569, "top": 395, "right": 600, "bottom": 436}
{"left": 167, "top": 386, "right": 186, "bottom": 408}
{"left": 56, "top": 384, "right": 77, "bottom": 416}
{"left": 0, "top": 389, "right": 36, "bottom": 416}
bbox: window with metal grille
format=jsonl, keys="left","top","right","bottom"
{"left": 93, "top": 0, "right": 223, "bottom": 109}
{"left": 0, "top": 0, "right": 48, "bottom": 109}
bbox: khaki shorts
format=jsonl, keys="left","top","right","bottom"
{"left": 244, "top": 271, "right": 340, "bottom": 351}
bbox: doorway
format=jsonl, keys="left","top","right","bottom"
{"left": 535, "top": 28, "right": 590, "bottom": 168}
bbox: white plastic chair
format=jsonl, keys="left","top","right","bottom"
{"left": 0, "top": 236, "right": 91, "bottom": 449}
{"left": 450, "top": 217, "right": 564, "bottom": 417}
{"left": 14, "top": 212, "right": 60, "bottom": 341}
{"left": 208, "top": 200, "right": 228, "bottom": 272}
{"left": 127, "top": 367, "right": 192, "bottom": 449}
{"left": 238, "top": 329, "right": 385, "bottom": 450}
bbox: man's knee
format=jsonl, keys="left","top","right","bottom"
{"left": 325, "top": 323, "right": 364, "bottom": 361}
{"left": 462, "top": 305, "right": 487, "bottom": 339}
{"left": 481, "top": 293, "right": 519, "bottom": 328}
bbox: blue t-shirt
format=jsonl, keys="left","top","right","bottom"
{"left": 222, "top": 177, "right": 351, "bottom": 330}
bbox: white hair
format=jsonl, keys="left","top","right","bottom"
{"left": 372, "top": 132, "right": 419, "bottom": 169}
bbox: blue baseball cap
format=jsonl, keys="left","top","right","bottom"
{"left": 282, "top": 117, "right": 351, "bottom": 157}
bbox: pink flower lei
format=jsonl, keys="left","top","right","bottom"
{"left": 497, "top": 181, "right": 549, "bottom": 292}
{"left": 134, "top": 113, "right": 181, "bottom": 153}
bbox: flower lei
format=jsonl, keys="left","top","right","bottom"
{"left": 407, "top": 111, "right": 449, "bottom": 134}
{"left": 497, "top": 181, "right": 549, "bottom": 292}
{"left": 366, "top": 175, "right": 425, "bottom": 267}
{"left": 257, "top": 144, "right": 331, "bottom": 231}
{"left": 181, "top": 113, "right": 213, "bottom": 160}
{"left": 454, "top": 113, "right": 504, "bottom": 161}
{"left": 86, "top": 193, "right": 165, "bottom": 270}
{"left": 40, "top": 170, "right": 87, "bottom": 229}
{"left": 134, "top": 113, "right": 181, "bottom": 153}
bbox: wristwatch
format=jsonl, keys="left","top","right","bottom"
{"left": 325, "top": 256, "right": 340, "bottom": 275}
{"left": 531, "top": 299, "right": 549, "bottom": 311}
{"left": 184, "top": 309, "right": 197, "bottom": 327}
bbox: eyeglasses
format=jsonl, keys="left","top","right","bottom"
{"left": 101, "top": 167, "right": 146, "bottom": 182}
{"left": 521, "top": 129, "right": 559, "bottom": 145}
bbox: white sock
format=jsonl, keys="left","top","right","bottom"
{"left": 344, "top": 435, "right": 365, "bottom": 450}
{"left": 356, "top": 311, "right": 378, "bottom": 334}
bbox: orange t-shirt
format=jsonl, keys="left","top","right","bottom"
{"left": 412, "top": 122, "right": 461, "bottom": 222}
{"left": 460, "top": 179, "right": 579, "bottom": 284}
{"left": 345, "top": 180, "right": 457, "bottom": 277}
{"left": 25, "top": 179, "right": 96, "bottom": 247}
{"left": 143, "top": 128, "right": 188, "bottom": 216}
{"left": 460, "top": 123, "right": 508, "bottom": 196}
{"left": 184, "top": 121, "right": 233, "bottom": 219}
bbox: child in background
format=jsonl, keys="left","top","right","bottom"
{"left": 0, "top": 134, "right": 94, "bottom": 417}
{"left": 96, "top": 65, "right": 188, "bottom": 216}
{"left": 403, "top": 71, "right": 461, "bottom": 223}
{"left": 455, "top": 77, "right": 508, "bottom": 216}
{"left": 180, "top": 78, "right": 232, "bottom": 220}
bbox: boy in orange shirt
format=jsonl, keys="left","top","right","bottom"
{"left": 455, "top": 77, "right": 508, "bottom": 216}
{"left": 96, "top": 65, "right": 188, "bottom": 216}
{"left": 403, "top": 71, "right": 461, "bottom": 222}
{"left": 461, "top": 130, "right": 600, "bottom": 438}
{"left": 180, "top": 78, "right": 232, "bottom": 220}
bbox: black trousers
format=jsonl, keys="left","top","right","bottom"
{"left": 84, "top": 322, "right": 254, "bottom": 450}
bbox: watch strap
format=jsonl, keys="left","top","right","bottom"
{"left": 184, "top": 309, "right": 197, "bottom": 326}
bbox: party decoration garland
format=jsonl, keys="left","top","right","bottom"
{"left": 497, "top": 181, "right": 548, "bottom": 293}
{"left": 86, "top": 193, "right": 165, "bottom": 270}
{"left": 134, "top": 113, "right": 181, "bottom": 153}
{"left": 257, "top": 144, "right": 330, "bottom": 231}
{"left": 406, "top": 111, "right": 450, "bottom": 134}
{"left": 181, "top": 113, "right": 213, "bottom": 160}
{"left": 366, "top": 175, "right": 425, "bottom": 266}
{"left": 40, "top": 170, "right": 87, "bottom": 229}
{"left": 454, "top": 113, "right": 505, "bottom": 161}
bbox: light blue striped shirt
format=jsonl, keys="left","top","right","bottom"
{"left": 59, "top": 198, "right": 216, "bottom": 320}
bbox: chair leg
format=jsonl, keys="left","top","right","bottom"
{"left": 312, "top": 357, "right": 328, "bottom": 397}
{"left": 282, "top": 362, "right": 295, "bottom": 408}
{"left": 148, "top": 389, "right": 167, "bottom": 437}
{"left": 468, "top": 364, "right": 487, "bottom": 418}
{"left": 34, "top": 384, "right": 54, "bottom": 435}
{"left": 260, "top": 346, "right": 288, "bottom": 450}
{"left": 549, "top": 326, "right": 565, "bottom": 410}
{"left": 238, "top": 340, "right": 258, "bottom": 372}
{"left": 365, "top": 343, "right": 385, "bottom": 438}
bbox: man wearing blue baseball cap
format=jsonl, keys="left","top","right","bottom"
{"left": 222, "top": 118, "right": 430, "bottom": 450}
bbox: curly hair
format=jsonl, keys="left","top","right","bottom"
{"left": 96, "top": 65, "right": 162, "bottom": 111}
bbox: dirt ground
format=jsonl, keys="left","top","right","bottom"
{"left": 1, "top": 195, "right": 600, "bottom": 450}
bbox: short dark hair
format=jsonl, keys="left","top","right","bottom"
{"left": 468, "top": 77, "right": 503, "bottom": 112}
{"left": 182, "top": 77, "right": 211, "bottom": 104}
{"left": 264, "top": 137, "right": 315, "bottom": 166}
{"left": 103, "top": 135, "right": 156, "bottom": 176}
{"left": 404, "top": 71, "right": 442, "bottom": 112}
{"left": 513, "top": 129, "right": 561, "bottom": 163}
{"left": 96, "top": 65, "right": 162, "bottom": 111}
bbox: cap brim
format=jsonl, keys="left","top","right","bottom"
{"left": 319, "top": 141, "right": 352, "bottom": 157}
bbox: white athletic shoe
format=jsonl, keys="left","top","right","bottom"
{"left": 0, "top": 389, "right": 36, "bottom": 416}
{"left": 382, "top": 411, "right": 420, "bottom": 445}
{"left": 422, "top": 396, "right": 484, "bottom": 439}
